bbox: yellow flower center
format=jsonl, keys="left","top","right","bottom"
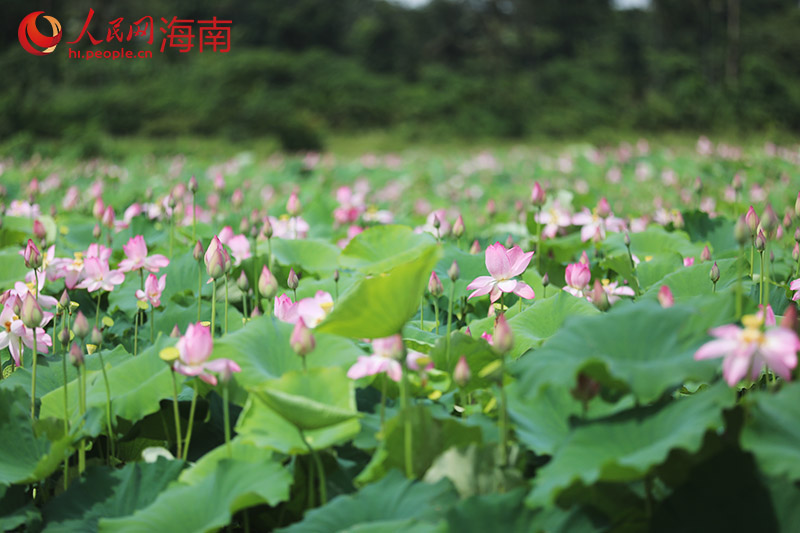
{"left": 741, "top": 314, "right": 765, "bottom": 345}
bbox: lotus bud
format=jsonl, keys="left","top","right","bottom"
{"left": 193, "top": 240, "right": 204, "bottom": 262}
{"left": 469, "top": 240, "right": 481, "bottom": 255}
{"left": 571, "top": 373, "right": 601, "bottom": 404}
{"left": 23, "top": 239, "right": 42, "bottom": 269}
{"left": 432, "top": 215, "right": 441, "bottom": 230}
{"left": 784, "top": 212, "right": 793, "bottom": 229}
{"left": 59, "top": 290, "right": 70, "bottom": 311}
{"left": 453, "top": 356, "right": 471, "bottom": 387}
{"left": 102, "top": 206, "right": 115, "bottom": 229}
{"left": 755, "top": 229, "right": 766, "bottom": 252}
{"left": 492, "top": 314, "right": 513, "bottom": 355}
{"left": 91, "top": 327, "right": 103, "bottom": 346}
{"left": 232, "top": 189, "right": 244, "bottom": 210}
{"left": 732, "top": 174, "right": 743, "bottom": 191}
{"left": 781, "top": 304, "right": 797, "bottom": 331}
{"left": 204, "top": 237, "right": 226, "bottom": 280}
{"left": 237, "top": 270, "right": 249, "bottom": 292}
{"left": 590, "top": 280, "right": 610, "bottom": 311}
{"left": 251, "top": 306, "right": 262, "bottom": 317}
{"left": 170, "top": 324, "right": 182, "bottom": 338}
{"left": 596, "top": 197, "right": 611, "bottom": 218}
{"left": 92, "top": 224, "right": 102, "bottom": 239}
{"left": 290, "top": 318, "right": 315, "bottom": 357}
{"left": 93, "top": 197, "right": 105, "bottom": 219}
{"left": 794, "top": 243, "right": 800, "bottom": 262}
{"left": 796, "top": 192, "right": 800, "bottom": 218}
{"left": 658, "top": 285, "right": 674, "bottom": 308}
{"left": 58, "top": 326, "right": 71, "bottom": 345}
{"left": 505, "top": 235, "right": 514, "bottom": 248}
{"left": 448, "top": 260, "right": 460, "bottom": 282}
{"left": 530, "top": 182, "right": 546, "bottom": 207}
{"left": 579, "top": 250, "right": 590, "bottom": 265}
{"left": 258, "top": 266, "right": 278, "bottom": 299}
{"left": 542, "top": 273, "right": 550, "bottom": 287}
{"left": 20, "top": 293, "right": 43, "bottom": 328}
{"left": 286, "top": 191, "right": 301, "bottom": 216}
{"left": 287, "top": 268, "right": 299, "bottom": 290}
{"left": 623, "top": 231, "right": 631, "bottom": 248}
{"left": 263, "top": 218, "right": 273, "bottom": 239}
{"left": 188, "top": 175, "right": 198, "bottom": 193}
{"left": 710, "top": 262, "right": 720, "bottom": 284}
{"left": 734, "top": 216, "right": 749, "bottom": 246}
{"left": 452, "top": 214, "right": 465, "bottom": 238}
{"left": 239, "top": 216, "right": 250, "bottom": 235}
{"left": 672, "top": 211, "right": 684, "bottom": 229}
{"left": 762, "top": 204, "right": 779, "bottom": 235}
{"left": 700, "top": 245, "right": 711, "bottom": 262}
{"left": 69, "top": 343, "right": 84, "bottom": 367}
{"left": 73, "top": 311, "right": 90, "bottom": 339}
{"left": 746, "top": 206, "right": 759, "bottom": 235}
{"left": 693, "top": 176, "right": 703, "bottom": 194}
{"left": 33, "top": 219, "right": 46, "bottom": 242}
{"left": 487, "top": 199, "right": 496, "bottom": 218}
{"left": 428, "top": 271, "right": 444, "bottom": 298}
{"left": 333, "top": 269, "right": 340, "bottom": 283}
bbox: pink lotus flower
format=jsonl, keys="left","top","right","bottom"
{"left": 658, "top": 286, "right": 674, "bottom": 308}
{"left": 136, "top": 274, "right": 167, "bottom": 307}
{"left": 467, "top": 242, "right": 535, "bottom": 303}
{"left": 598, "top": 280, "right": 635, "bottom": 305}
{"left": 173, "top": 323, "right": 241, "bottom": 386}
{"left": 790, "top": 278, "right": 800, "bottom": 302}
{"left": 118, "top": 235, "right": 170, "bottom": 273}
{"left": 274, "top": 292, "right": 334, "bottom": 327}
{"left": 534, "top": 202, "right": 572, "bottom": 239}
{"left": 564, "top": 263, "right": 591, "bottom": 297}
{"left": 333, "top": 186, "right": 366, "bottom": 226}
{"left": 268, "top": 215, "right": 309, "bottom": 240}
{"left": 0, "top": 301, "right": 53, "bottom": 367}
{"left": 572, "top": 198, "right": 626, "bottom": 242}
{"left": 347, "top": 334, "right": 404, "bottom": 382}
{"left": 274, "top": 294, "right": 297, "bottom": 323}
{"left": 683, "top": 257, "right": 695, "bottom": 267}
{"left": 218, "top": 226, "right": 251, "bottom": 265}
{"left": 695, "top": 314, "right": 800, "bottom": 386}
{"left": 77, "top": 257, "right": 125, "bottom": 293}
{"left": 406, "top": 350, "right": 434, "bottom": 372}
{"left": 21, "top": 245, "right": 57, "bottom": 283}
{"left": 2, "top": 278, "right": 58, "bottom": 311}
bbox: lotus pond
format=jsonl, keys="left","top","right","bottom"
{"left": 1, "top": 138, "right": 800, "bottom": 532}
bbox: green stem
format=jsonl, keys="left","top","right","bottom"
{"left": 31, "top": 329, "right": 37, "bottom": 419}
{"left": 192, "top": 193, "right": 197, "bottom": 243}
{"left": 170, "top": 370, "right": 183, "bottom": 459}
{"left": 750, "top": 238, "right": 754, "bottom": 278}
{"left": 95, "top": 292, "right": 101, "bottom": 331}
{"left": 97, "top": 350, "right": 115, "bottom": 462}
{"left": 760, "top": 251, "right": 766, "bottom": 307}
{"left": 446, "top": 284, "right": 455, "bottom": 370}
{"left": 60, "top": 313, "right": 69, "bottom": 490}
{"left": 169, "top": 211, "right": 174, "bottom": 259}
{"left": 243, "top": 289, "right": 249, "bottom": 322}
{"left": 224, "top": 275, "right": 229, "bottom": 335}
{"left": 380, "top": 377, "right": 387, "bottom": 434}
{"left": 211, "top": 282, "right": 217, "bottom": 337}
{"left": 223, "top": 383, "right": 232, "bottom": 458}
{"left": 419, "top": 300, "right": 423, "bottom": 330}
{"left": 150, "top": 303, "right": 155, "bottom": 343}
{"left": 764, "top": 242, "right": 770, "bottom": 307}
{"left": 78, "top": 364, "right": 86, "bottom": 475}
{"left": 300, "top": 429, "right": 327, "bottom": 506}
{"left": 499, "top": 353, "right": 508, "bottom": 467}
{"left": 197, "top": 263, "right": 203, "bottom": 322}
{"left": 433, "top": 299, "right": 439, "bottom": 335}
{"left": 183, "top": 381, "right": 198, "bottom": 461}
{"left": 267, "top": 238, "right": 272, "bottom": 270}
{"left": 252, "top": 236, "right": 259, "bottom": 308}
{"left": 400, "top": 362, "right": 414, "bottom": 478}
{"left": 736, "top": 246, "right": 743, "bottom": 319}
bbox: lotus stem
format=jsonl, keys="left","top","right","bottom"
{"left": 60, "top": 314, "right": 70, "bottom": 489}
{"left": 78, "top": 363, "right": 86, "bottom": 474}
{"left": 182, "top": 380, "right": 198, "bottom": 461}
{"left": 299, "top": 428, "right": 327, "bottom": 506}
{"left": 400, "top": 361, "right": 414, "bottom": 478}
{"left": 170, "top": 369, "right": 183, "bottom": 459}
{"left": 445, "top": 283, "right": 455, "bottom": 370}
{"left": 224, "top": 274, "right": 229, "bottom": 335}
{"left": 150, "top": 302, "right": 155, "bottom": 343}
{"left": 97, "top": 349, "right": 115, "bottom": 462}
{"left": 197, "top": 263, "right": 203, "bottom": 322}
{"left": 433, "top": 299, "right": 439, "bottom": 335}
{"left": 31, "top": 329, "right": 37, "bottom": 419}
{"left": 223, "top": 383, "right": 232, "bottom": 458}
{"left": 211, "top": 282, "right": 217, "bottom": 338}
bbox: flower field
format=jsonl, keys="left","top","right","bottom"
{"left": 2, "top": 138, "right": 800, "bottom": 532}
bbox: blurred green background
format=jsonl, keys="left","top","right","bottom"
{"left": 1, "top": 0, "right": 799, "bottom": 156}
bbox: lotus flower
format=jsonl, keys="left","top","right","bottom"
{"left": 76, "top": 257, "right": 125, "bottom": 293}
{"left": 467, "top": 242, "right": 535, "bottom": 303}
{"left": 564, "top": 262, "right": 591, "bottom": 297}
{"left": 347, "top": 334, "right": 404, "bottom": 382}
{"left": 695, "top": 314, "right": 799, "bottom": 386}
{"left": 218, "top": 226, "right": 251, "bottom": 265}
{"left": 572, "top": 198, "right": 626, "bottom": 242}
{"left": 118, "top": 235, "right": 169, "bottom": 273}
{"left": 136, "top": 274, "right": 167, "bottom": 307}
{"left": 173, "top": 323, "right": 240, "bottom": 386}
{"left": 0, "top": 301, "right": 53, "bottom": 367}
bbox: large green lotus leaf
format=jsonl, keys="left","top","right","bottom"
{"left": 99, "top": 455, "right": 291, "bottom": 532}
{"left": 340, "top": 225, "right": 437, "bottom": 274}
{"left": 527, "top": 382, "right": 735, "bottom": 507}
{"left": 177, "top": 437, "right": 272, "bottom": 485}
{"left": 251, "top": 367, "right": 358, "bottom": 431}
{"left": 599, "top": 253, "right": 640, "bottom": 295}
{"left": 635, "top": 253, "right": 684, "bottom": 290}
{"left": 740, "top": 382, "right": 800, "bottom": 480}
{"left": 423, "top": 443, "right": 525, "bottom": 498}
{"left": 277, "top": 470, "right": 458, "bottom": 533}
{"left": 0, "top": 387, "right": 71, "bottom": 486}
{"left": 682, "top": 210, "right": 739, "bottom": 257}
{"left": 507, "top": 384, "right": 635, "bottom": 456}
{"left": 429, "top": 333, "right": 497, "bottom": 393}
{"left": 642, "top": 258, "right": 740, "bottom": 300}
{"left": 210, "top": 316, "right": 363, "bottom": 393}
{"left": 261, "top": 238, "right": 341, "bottom": 275}
{"left": 40, "top": 339, "right": 174, "bottom": 428}
{"left": 356, "top": 405, "right": 482, "bottom": 483}
{"left": 512, "top": 300, "right": 722, "bottom": 404}
{"left": 603, "top": 226, "right": 705, "bottom": 259}
{"left": 316, "top": 245, "right": 442, "bottom": 338}
{"left": 0, "top": 485, "right": 40, "bottom": 532}
{"left": 40, "top": 459, "right": 184, "bottom": 533}
{"left": 0, "top": 247, "right": 29, "bottom": 289}
{"left": 236, "top": 392, "right": 360, "bottom": 454}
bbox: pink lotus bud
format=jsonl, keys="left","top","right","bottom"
{"left": 596, "top": 197, "right": 611, "bottom": 218}
{"left": 700, "top": 245, "right": 711, "bottom": 262}
{"left": 287, "top": 191, "right": 301, "bottom": 216}
{"left": 58, "top": 326, "right": 71, "bottom": 345}
{"left": 448, "top": 260, "right": 460, "bottom": 282}
{"left": 214, "top": 174, "right": 225, "bottom": 192}
{"left": 101, "top": 206, "right": 115, "bottom": 229}
{"left": 781, "top": 304, "right": 797, "bottom": 331}
{"left": 745, "top": 206, "right": 759, "bottom": 235}
{"left": 91, "top": 327, "right": 103, "bottom": 346}
{"left": 204, "top": 236, "right": 226, "bottom": 280}
{"left": 709, "top": 262, "right": 720, "bottom": 284}
{"left": 693, "top": 176, "right": 703, "bottom": 194}
{"left": 170, "top": 324, "right": 182, "bottom": 338}
{"left": 452, "top": 214, "right": 465, "bottom": 238}
{"left": 92, "top": 224, "right": 102, "bottom": 239}
{"left": 23, "top": 239, "right": 42, "bottom": 269}
{"left": 590, "top": 280, "right": 610, "bottom": 311}
{"left": 487, "top": 199, "right": 497, "bottom": 218}
{"left": 251, "top": 306, "right": 262, "bottom": 317}
{"left": 188, "top": 175, "right": 198, "bottom": 193}
{"left": 453, "top": 355, "right": 471, "bottom": 387}
{"left": 290, "top": 318, "right": 315, "bottom": 357}
{"left": 232, "top": 189, "right": 244, "bottom": 209}
{"left": 732, "top": 174, "right": 743, "bottom": 191}
{"left": 193, "top": 240, "right": 204, "bottom": 262}
{"left": 33, "top": 219, "right": 46, "bottom": 242}
{"left": 73, "top": 311, "right": 90, "bottom": 339}
{"left": 658, "top": 285, "right": 674, "bottom": 308}
{"left": 287, "top": 268, "right": 299, "bottom": 290}
{"left": 755, "top": 229, "right": 766, "bottom": 252}
{"left": 492, "top": 314, "right": 513, "bottom": 354}
{"left": 783, "top": 212, "right": 793, "bottom": 229}
{"left": 59, "top": 290, "right": 70, "bottom": 310}
{"left": 263, "top": 218, "right": 274, "bottom": 239}
{"left": 237, "top": 270, "right": 249, "bottom": 291}
{"left": 734, "top": 216, "right": 749, "bottom": 245}
{"left": 69, "top": 343, "right": 84, "bottom": 367}
{"left": 794, "top": 243, "right": 800, "bottom": 262}
{"left": 542, "top": 273, "right": 550, "bottom": 287}
{"left": 239, "top": 216, "right": 250, "bottom": 234}
{"left": 428, "top": 271, "right": 444, "bottom": 298}
{"left": 796, "top": 192, "right": 800, "bottom": 218}
{"left": 469, "top": 240, "right": 481, "bottom": 255}
{"left": 761, "top": 204, "right": 779, "bottom": 235}
{"left": 93, "top": 197, "right": 105, "bottom": 220}
{"left": 530, "top": 182, "right": 546, "bottom": 207}
{"left": 579, "top": 251, "right": 590, "bottom": 265}
{"left": 505, "top": 235, "right": 514, "bottom": 248}
{"left": 258, "top": 266, "right": 278, "bottom": 299}
{"left": 565, "top": 263, "right": 591, "bottom": 290}
{"left": 20, "top": 293, "right": 43, "bottom": 328}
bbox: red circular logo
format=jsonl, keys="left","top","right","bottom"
{"left": 18, "top": 11, "right": 62, "bottom": 56}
